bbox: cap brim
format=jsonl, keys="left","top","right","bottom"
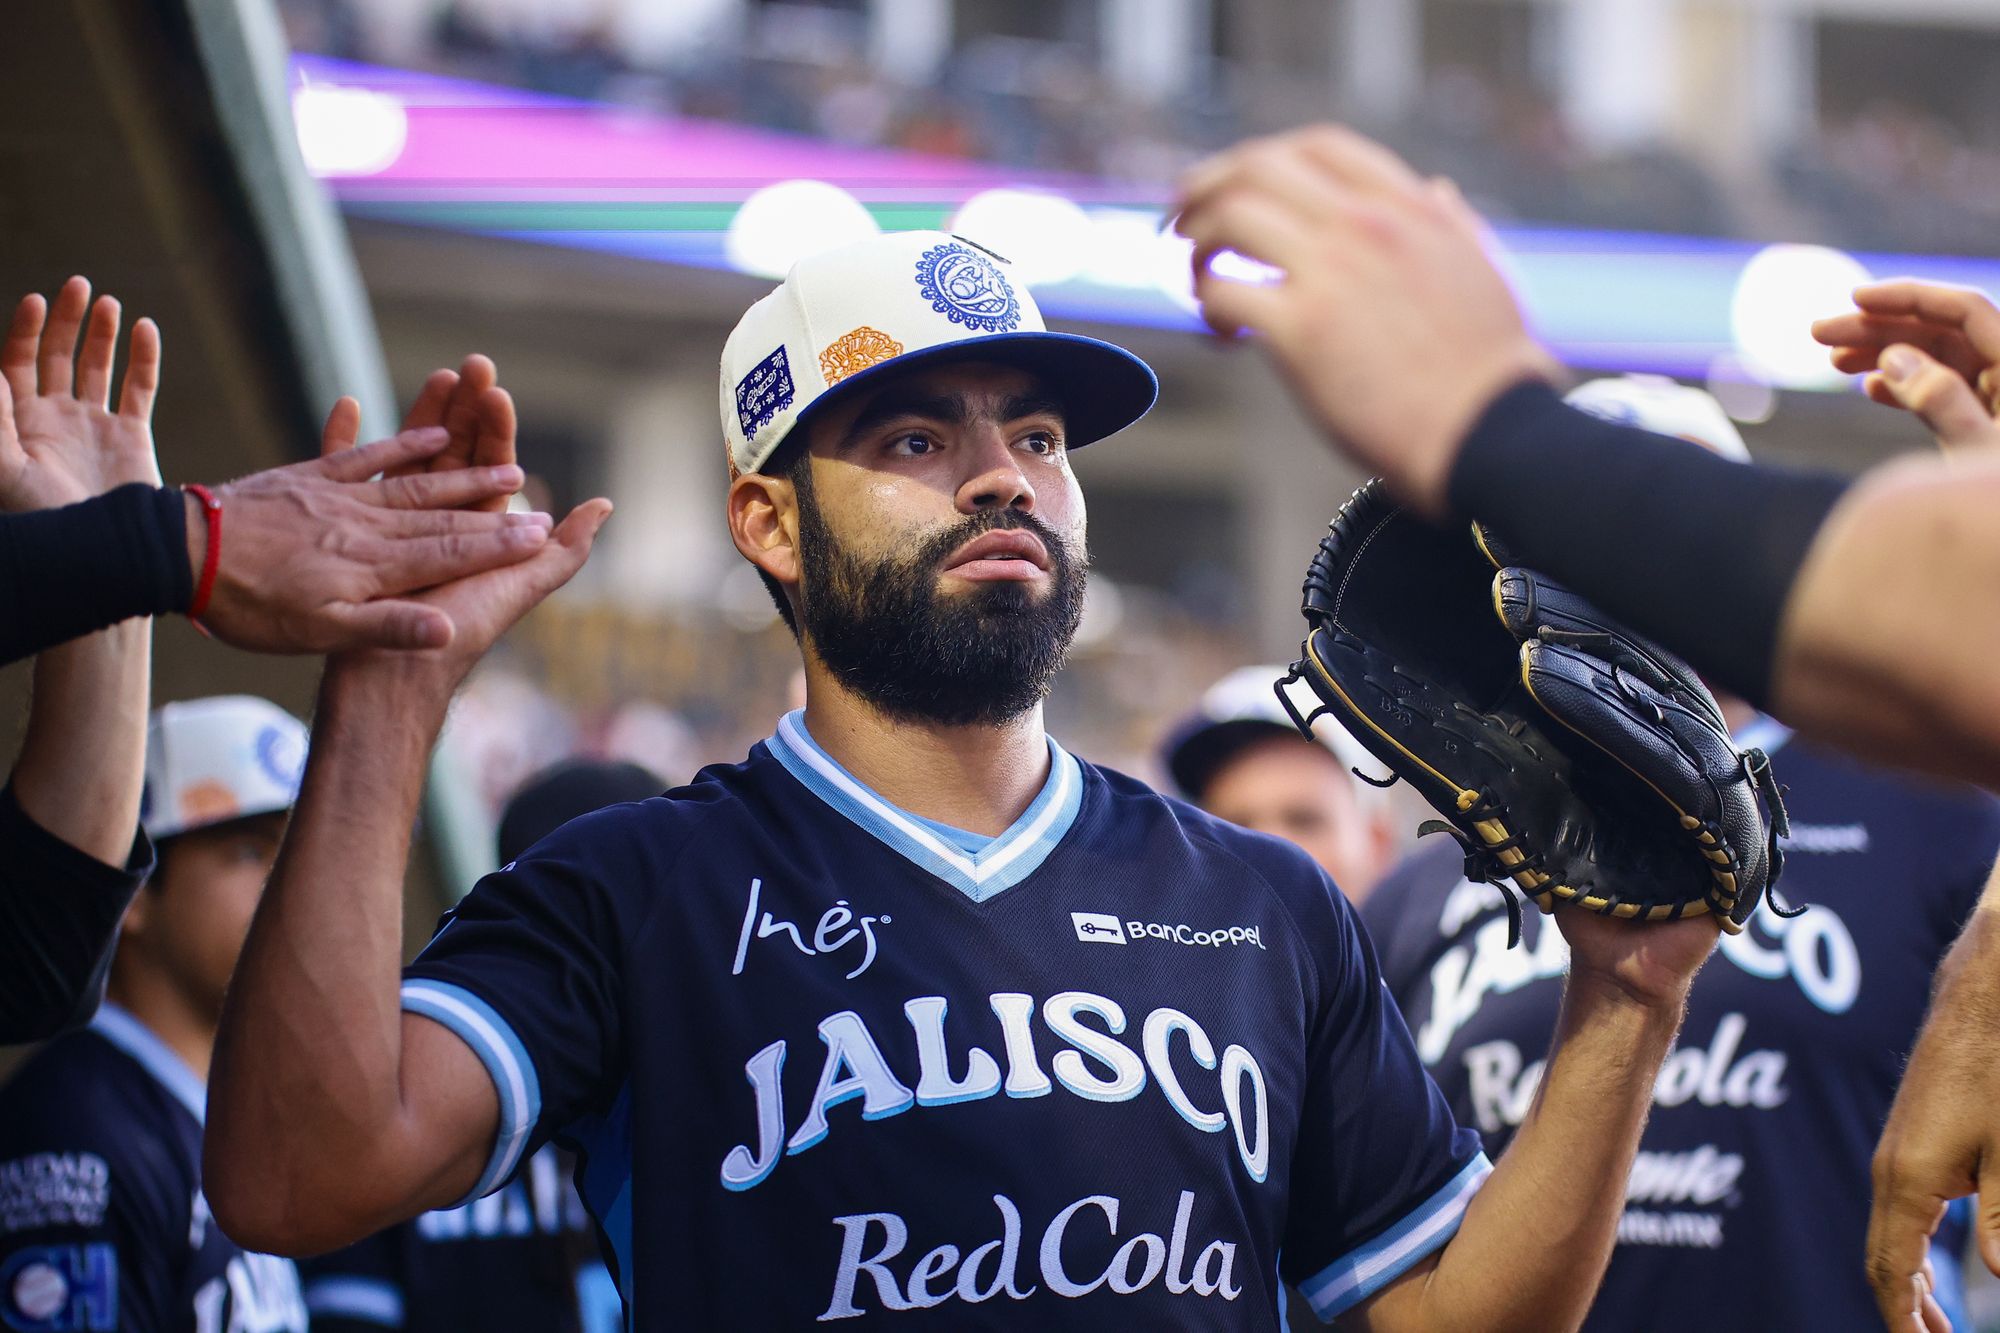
{"left": 1164, "top": 717, "right": 1309, "bottom": 801}
{"left": 767, "top": 331, "right": 1158, "bottom": 471}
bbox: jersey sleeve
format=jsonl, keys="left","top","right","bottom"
{"left": 0, "top": 784, "right": 150, "bottom": 1044}
{"left": 401, "top": 805, "right": 674, "bottom": 1203}
{"left": 1280, "top": 873, "right": 1490, "bottom": 1323}
{"left": 299, "top": 1227, "right": 407, "bottom": 1330}
{"left": 0, "top": 1078, "right": 188, "bottom": 1333}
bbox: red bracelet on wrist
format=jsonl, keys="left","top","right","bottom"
{"left": 184, "top": 483, "right": 222, "bottom": 634}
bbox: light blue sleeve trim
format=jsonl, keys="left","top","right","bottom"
{"left": 400, "top": 978, "right": 542, "bottom": 1202}
{"left": 1298, "top": 1152, "right": 1493, "bottom": 1321}
{"left": 303, "top": 1275, "right": 405, "bottom": 1326}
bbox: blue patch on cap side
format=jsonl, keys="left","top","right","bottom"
{"left": 915, "top": 243, "right": 1020, "bottom": 333}
{"left": 255, "top": 724, "right": 307, "bottom": 794}
{"left": 736, "top": 345, "right": 796, "bottom": 442}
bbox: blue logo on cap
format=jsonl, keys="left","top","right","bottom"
{"left": 915, "top": 243, "right": 1020, "bottom": 333}
{"left": 736, "top": 345, "right": 796, "bottom": 442}
{"left": 254, "top": 724, "right": 306, "bottom": 796}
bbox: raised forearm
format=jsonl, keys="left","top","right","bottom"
{"left": 11, "top": 620, "right": 150, "bottom": 865}
{"left": 1417, "top": 975, "right": 1683, "bottom": 1333}
{"left": 206, "top": 659, "right": 452, "bottom": 1246}
{"left": 1773, "top": 454, "right": 2000, "bottom": 786}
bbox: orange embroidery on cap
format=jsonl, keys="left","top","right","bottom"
{"left": 179, "top": 779, "right": 241, "bottom": 826}
{"left": 819, "top": 327, "right": 904, "bottom": 386}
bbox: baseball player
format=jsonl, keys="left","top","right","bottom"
{"left": 1359, "top": 378, "right": 2000, "bottom": 1331}
{"left": 0, "top": 696, "right": 311, "bottom": 1333}
{"left": 299, "top": 760, "right": 661, "bottom": 1333}
{"left": 1161, "top": 665, "right": 1399, "bottom": 899}
{"left": 210, "top": 230, "right": 1722, "bottom": 1330}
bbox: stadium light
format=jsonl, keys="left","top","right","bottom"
{"left": 292, "top": 84, "right": 408, "bottom": 177}
{"left": 724, "top": 180, "right": 880, "bottom": 280}
{"left": 1730, "top": 244, "right": 1871, "bottom": 390}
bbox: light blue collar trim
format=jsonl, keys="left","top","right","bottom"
{"left": 766, "top": 710, "right": 1083, "bottom": 902}
{"left": 1733, "top": 713, "right": 1794, "bottom": 757}
{"left": 90, "top": 1002, "right": 206, "bottom": 1123}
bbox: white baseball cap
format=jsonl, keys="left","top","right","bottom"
{"left": 1163, "top": 665, "right": 1390, "bottom": 808}
{"left": 1564, "top": 374, "right": 1750, "bottom": 462}
{"left": 141, "top": 695, "right": 309, "bottom": 842}
{"left": 719, "top": 230, "right": 1157, "bottom": 476}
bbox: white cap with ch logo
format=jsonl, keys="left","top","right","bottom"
{"left": 718, "top": 230, "right": 1158, "bottom": 477}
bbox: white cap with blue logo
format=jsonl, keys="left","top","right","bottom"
{"left": 719, "top": 229, "right": 1158, "bottom": 477}
{"left": 140, "top": 695, "right": 309, "bottom": 842}
{"left": 1564, "top": 374, "right": 1751, "bottom": 462}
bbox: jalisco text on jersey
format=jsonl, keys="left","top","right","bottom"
{"left": 720, "top": 990, "right": 1271, "bottom": 1192}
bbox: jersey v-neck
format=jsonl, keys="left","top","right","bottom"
{"left": 764, "top": 709, "right": 1083, "bottom": 902}
{"left": 92, "top": 1001, "right": 207, "bottom": 1123}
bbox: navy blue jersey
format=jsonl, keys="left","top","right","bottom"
{"left": 1362, "top": 724, "right": 2000, "bottom": 1332}
{"left": 299, "top": 1145, "right": 616, "bottom": 1332}
{"left": 402, "top": 711, "right": 1488, "bottom": 1328}
{"left": 0, "top": 1005, "right": 306, "bottom": 1333}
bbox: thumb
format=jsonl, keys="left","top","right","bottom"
{"left": 1979, "top": 1160, "right": 2000, "bottom": 1277}
{"left": 323, "top": 600, "right": 456, "bottom": 652}
{"left": 1874, "top": 343, "right": 2000, "bottom": 454}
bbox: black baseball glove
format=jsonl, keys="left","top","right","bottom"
{"left": 1278, "top": 481, "right": 1791, "bottom": 944}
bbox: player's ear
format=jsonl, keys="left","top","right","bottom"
{"left": 728, "top": 469, "right": 802, "bottom": 591}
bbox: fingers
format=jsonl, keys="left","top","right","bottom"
{"left": 321, "top": 427, "right": 451, "bottom": 482}
{"left": 1175, "top": 192, "right": 1319, "bottom": 279}
{"left": 74, "top": 295, "right": 121, "bottom": 408}
{"left": 319, "top": 397, "right": 362, "bottom": 458}
{"left": 371, "top": 463, "right": 525, "bottom": 510}
{"left": 400, "top": 369, "right": 459, "bottom": 434}
{"left": 1867, "top": 1159, "right": 1950, "bottom": 1331}
{"left": 530, "top": 498, "right": 614, "bottom": 589}
{"left": 372, "top": 521, "right": 553, "bottom": 595}
{"left": 0, "top": 374, "right": 14, "bottom": 454}
{"left": 1, "top": 294, "right": 45, "bottom": 401}
{"left": 36, "top": 277, "right": 90, "bottom": 398}
{"left": 1190, "top": 261, "right": 1290, "bottom": 340}
{"left": 1854, "top": 280, "right": 2000, "bottom": 361}
{"left": 1979, "top": 1163, "right": 2000, "bottom": 1278}
{"left": 322, "top": 599, "right": 457, "bottom": 652}
{"left": 1872, "top": 344, "right": 2000, "bottom": 453}
{"left": 118, "top": 317, "right": 163, "bottom": 422}
{"left": 385, "top": 507, "right": 552, "bottom": 539}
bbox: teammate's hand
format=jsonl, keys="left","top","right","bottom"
{"left": 198, "top": 428, "right": 553, "bottom": 653}
{"left": 1552, "top": 908, "right": 1718, "bottom": 1011}
{"left": 1171, "top": 125, "right": 1560, "bottom": 517}
{"left": 329, "top": 495, "right": 612, "bottom": 685}
{"left": 1812, "top": 281, "right": 2000, "bottom": 456}
{"left": 372, "top": 355, "right": 518, "bottom": 512}
{"left": 0, "top": 277, "right": 162, "bottom": 513}
{"left": 1867, "top": 906, "right": 2000, "bottom": 1333}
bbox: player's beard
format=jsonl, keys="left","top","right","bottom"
{"left": 795, "top": 480, "right": 1086, "bottom": 727}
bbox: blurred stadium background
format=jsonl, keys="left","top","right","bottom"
{"left": 2, "top": 0, "right": 1997, "bottom": 1319}
{"left": 5, "top": 0, "right": 1997, "bottom": 968}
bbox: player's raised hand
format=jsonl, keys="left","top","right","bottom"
{"left": 0, "top": 277, "right": 163, "bottom": 513}
{"left": 373, "top": 355, "right": 519, "bottom": 512}
{"left": 1551, "top": 906, "right": 1718, "bottom": 1011}
{"left": 1812, "top": 281, "right": 2000, "bottom": 457}
{"left": 1171, "top": 125, "right": 1559, "bottom": 516}
{"left": 197, "top": 428, "right": 553, "bottom": 653}
{"left": 331, "top": 496, "right": 612, "bottom": 684}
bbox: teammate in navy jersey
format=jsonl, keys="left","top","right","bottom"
{"left": 0, "top": 697, "right": 310, "bottom": 1333}
{"left": 1361, "top": 377, "right": 2000, "bottom": 1332}
{"left": 211, "top": 230, "right": 1724, "bottom": 1331}
{"left": 300, "top": 760, "right": 658, "bottom": 1333}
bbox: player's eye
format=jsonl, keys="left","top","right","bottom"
{"left": 1018, "top": 430, "right": 1064, "bottom": 457}
{"left": 888, "top": 432, "right": 938, "bottom": 457}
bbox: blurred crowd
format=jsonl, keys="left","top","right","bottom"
{"left": 279, "top": 0, "right": 2000, "bottom": 255}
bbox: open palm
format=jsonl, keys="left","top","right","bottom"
{"left": 0, "top": 278, "right": 162, "bottom": 513}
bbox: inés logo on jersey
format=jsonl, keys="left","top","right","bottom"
{"left": 820, "top": 1189, "right": 1244, "bottom": 1321}
{"left": 0, "top": 1243, "right": 116, "bottom": 1332}
{"left": 735, "top": 345, "right": 796, "bottom": 440}
{"left": 1071, "top": 912, "right": 1126, "bottom": 944}
{"left": 914, "top": 242, "right": 1021, "bottom": 332}
{"left": 732, "top": 878, "right": 890, "bottom": 981}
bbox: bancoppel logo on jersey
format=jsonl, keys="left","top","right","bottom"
{"left": 1071, "top": 912, "right": 1127, "bottom": 944}
{"left": 1076, "top": 913, "right": 1265, "bottom": 951}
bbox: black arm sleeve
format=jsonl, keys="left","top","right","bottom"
{"left": 0, "top": 783, "right": 153, "bottom": 1043}
{"left": 0, "top": 483, "right": 192, "bottom": 667}
{"left": 1445, "top": 382, "right": 1849, "bottom": 708}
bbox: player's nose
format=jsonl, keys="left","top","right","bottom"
{"left": 956, "top": 426, "right": 1036, "bottom": 516}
